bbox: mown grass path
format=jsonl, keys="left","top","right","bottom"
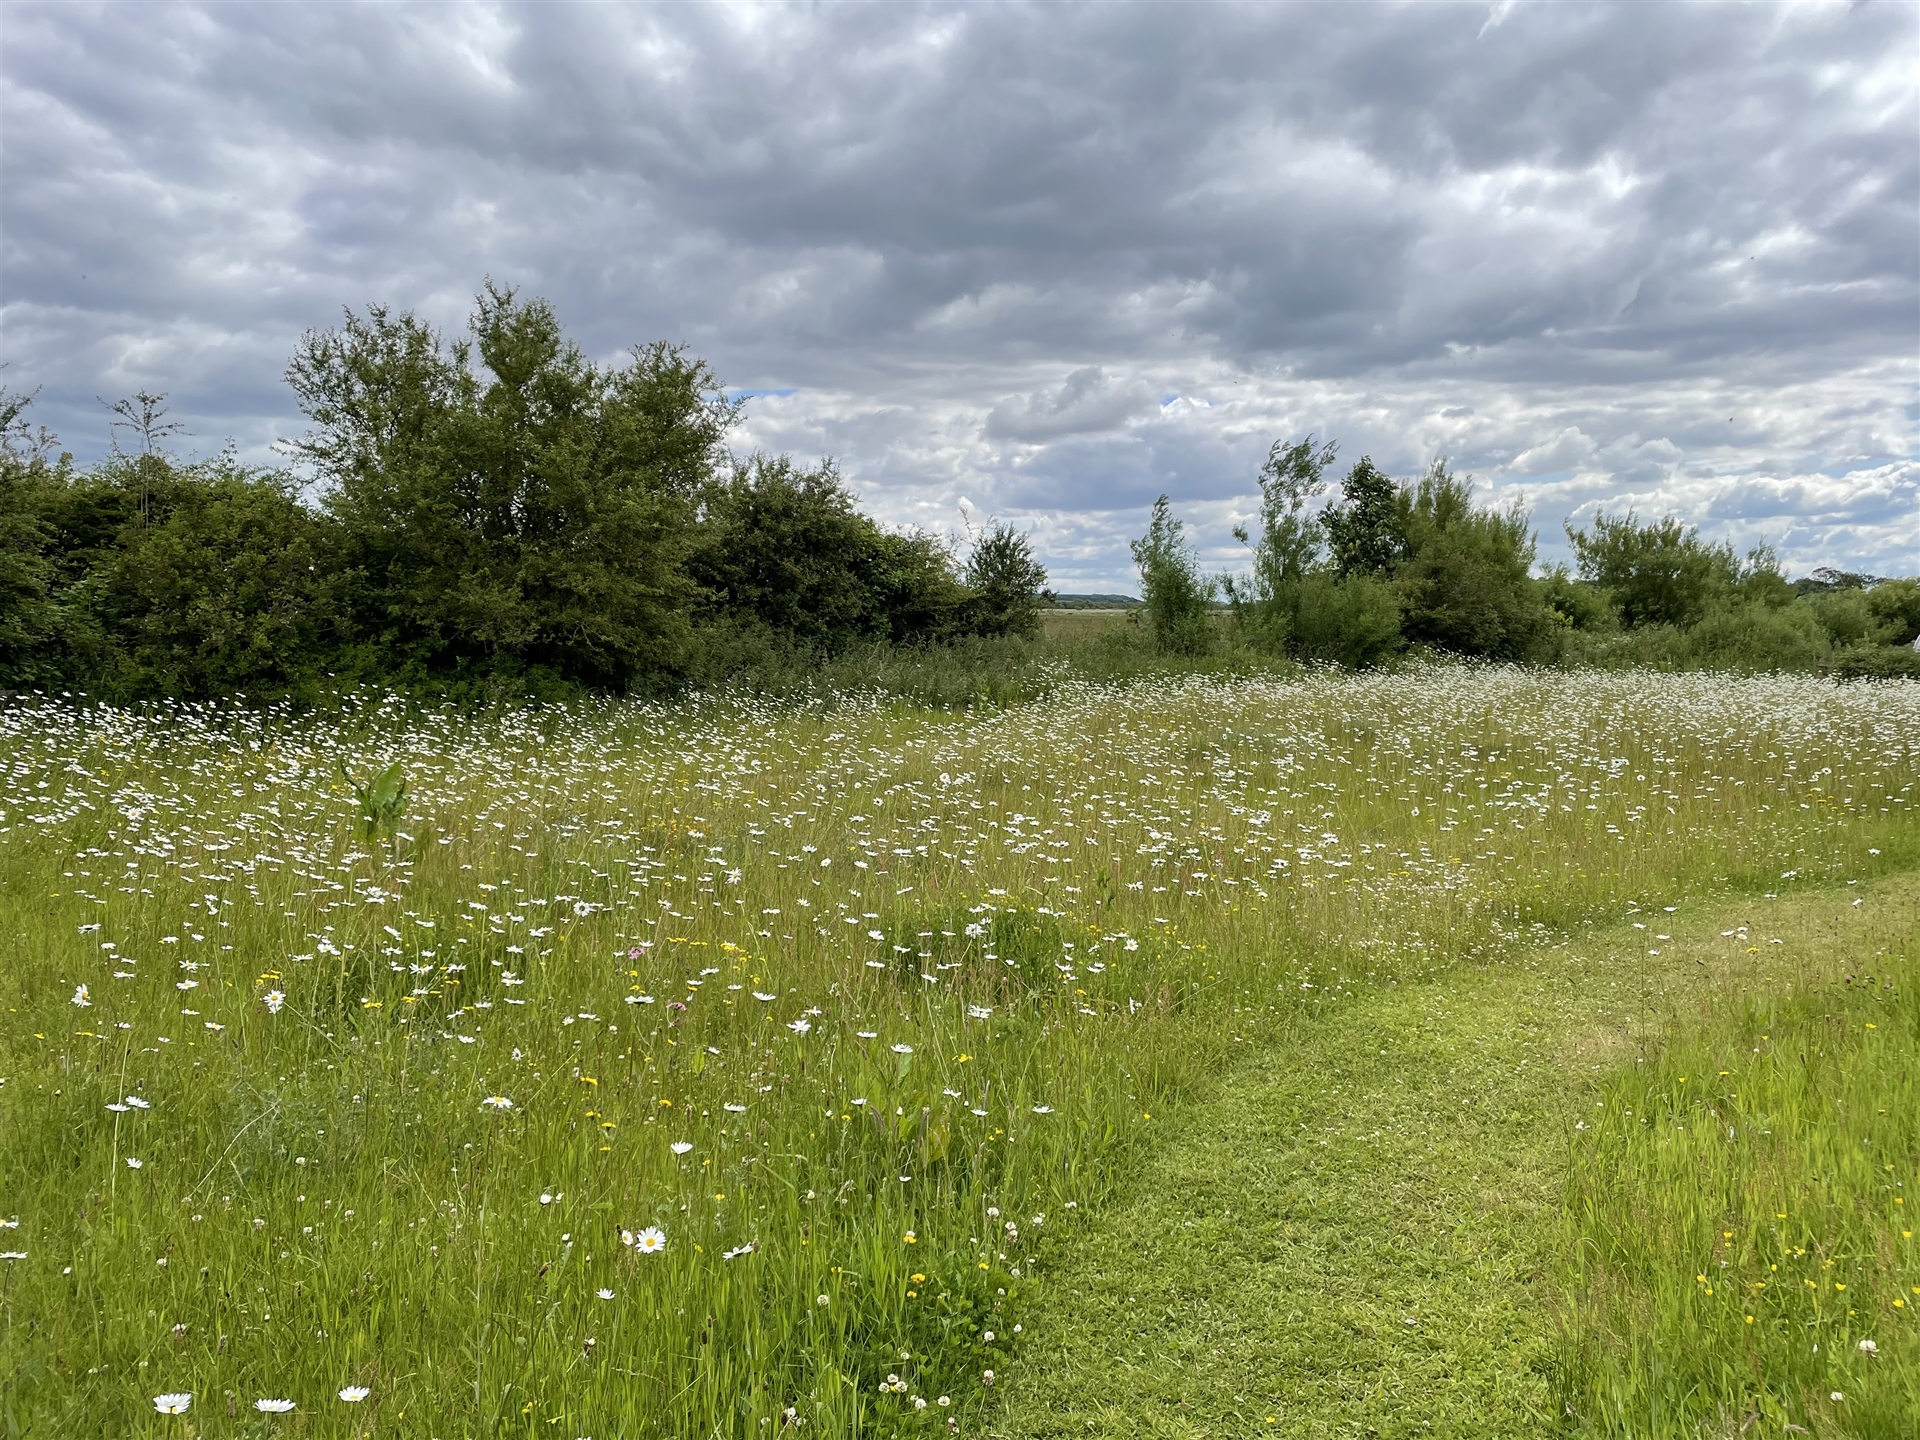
{"left": 989, "top": 875, "right": 1920, "bottom": 1439}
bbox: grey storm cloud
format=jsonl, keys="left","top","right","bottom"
{"left": 1, "top": 0, "right": 1914, "bottom": 589}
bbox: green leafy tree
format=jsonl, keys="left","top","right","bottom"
{"left": 1224, "top": 435, "right": 1337, "bottom": 651}
{"left": 1566, "top": 511, "right": 1738, "bottom": 629}
{"left": 0, "top": 387, "right": 70, "bottom": 688}
{"left": 689, "top": 455, "right": 972, "bottom": 653}
{"left": 88, "top": 454, "right": 348, "bottom": 699}
{"left": 693, "top": 455, "right": 894, "bottom": 651}
{"left": 1322, "top": 457, "right": 1407, "bottom": 578}
{"left": 963, "top": 522, "right": 1050, "bottom": 638}
{"left": 1131, "top": 495, "right": 1215, "bottom": 655}
{"left": 287, "top": 283, "right": 738, "bottom": 691}
{"left": 1538, "top": 565, "right": 1614, "bottom": 632}
{"left": 1287, "top": 573, "right": 1404, "bottom": 668}
{"left": 1394, "top": 463, "right": 1558, "bottom": 661}
{"left": 1864, "top": 578, "right": 1920, "bottom": 647}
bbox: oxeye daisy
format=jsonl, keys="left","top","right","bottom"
{"left": 481, "top": 1095, "right": 514, "bottom": 1110}
{"left": 262, "top": 990, "right": 285, "bottom": 1014}
{"left": 152, "top": 1393, "right": 192, "bottom": 1414}
{"left": 254, "top": 1397, "right": 295, "bottom": 1412}
{"left": 669, "top": 1141, "right": 693, "bottom": 1155}
{"left": 634, "top": 1226, "right": 667, "bottom": 1254}
{"left": 338, "top": 1386, "right": 370, "bottom": 1403}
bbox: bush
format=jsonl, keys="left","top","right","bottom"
{"left": 1288, "top": 573, "right": 1403, "bottom": 669}
{"left": 1826, "top": 646, "right": 1920, "bottom": 681}
{"left": 1567, "top": 511, "right": 1739, "bottom": 629}
{"left": 1865, "top": 577, "right": 1920, "bottom": 646}
{"left": 1131, "top": 495, "right": 1215, "bottom": 655}
{"left": 963, "top": 523, "right": 1050, "bottom": 638}
{"left": 1686, "top": 601, "right": 1829, "bottom": 674}
{"left": 1394, "top": 466, "right": 1558, "bottom": 661}
{"left": 1802, "top": 588, "right": 1877, "bottom": 648}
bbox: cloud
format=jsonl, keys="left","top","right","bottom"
{"left": 1, "top": 1, "right": 1913, "bottom": 587}
{"left": 984, "top": 367, "right": 1156, "bottom": 442}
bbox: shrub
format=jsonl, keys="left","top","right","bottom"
{"left": 1288, "top": 573, "right": 1402, "bottom": 669}
{"left": 1567, "top": 511, "right": 1739, "bottom": 629}
{"left": 1131, "top": 495, "right": 1215, "bottom": 655}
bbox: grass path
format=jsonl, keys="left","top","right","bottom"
{"left": 988, "top": 874, "right": 1920, "bottom": 1439}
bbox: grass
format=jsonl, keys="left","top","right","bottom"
{"left": 987, "top": 873, "right": 1918, "bottom": 1438}
{"left": 0, "top": 669, "right": 1914, "bottom": 1436}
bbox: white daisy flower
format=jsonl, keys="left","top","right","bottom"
{"left": 634, "top": 1226, "right": 667, "bottom": 1254}
{"left": 669, "top": 1141, "right": 693, "bottom": 1155}
{"left": 481, "top": 1095, "right": 514, "bottom": 1110}
{"left": 262, "top": 991, "right": 285, "bottom": 1014}
{"left": 71, "top": 985, "right": 91, "bottom": 1007}
{"left": 254, "top": 1398, "right": 295, "bottom": 1412}
{"left": 152, "top": 1393, "right": 192, "bottom": 1414}
{"left": 338, "top": 1386, "right": 370, "bottom": 1402}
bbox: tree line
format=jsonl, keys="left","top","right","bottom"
{"left": 4, "top": 284, "right": 1915, "bottom": 703}
{"left": 0, "top": 286, "right": 1049, "bottom": 701}
{"left": 1131, "top": 439, "right": 1920, "bottom": 678}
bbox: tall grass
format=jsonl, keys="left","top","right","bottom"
{"left": 0, "top": 669, "right": 1914, "bottom": 1435}
{"left": 1561, "top": 917, "right": 1918, "bottom": 1434}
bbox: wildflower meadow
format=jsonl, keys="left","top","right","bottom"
{"left": 0, "top": 668, "right": 1914, "bottom": 1436}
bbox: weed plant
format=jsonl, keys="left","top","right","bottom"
{"left": 0, "top": 669, "right": 1914, "bottom": 1435}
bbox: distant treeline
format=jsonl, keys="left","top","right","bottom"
{"left": 0, "top": 286, "right": 1050, "bottom": 702}
{"left": 1133, "top": 438, "right": 1920, "bottom": 679}
{"left": 4, "top": 285, "right": 1915, "bottom": 704}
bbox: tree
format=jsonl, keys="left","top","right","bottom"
{"left": 1322, "top": 457, "right": 1406, "bottom": 578}
{"left": 0, "top": 386, "right": 69, "bottom": 687}
{"left": 963, "top": 522, "right": 1050, "bottom": 638}
{"left": 1566, "top": 511, "right": 1738, "bottom": 629}
{"left": 1394, "top": 463, "right": 1557, "bottom": 661}
{"left": 92, "top": 456, "right": 348, "bottom": 699}
{"left": 1131, "top": 494, "right": 1214, "bottom": 655}
{"left": 1225, "top": 435, "right": 1337, "bottom": 651}
{"left": 691, "top": 454, "right": 896, "bottom": 651}
{"left": 286, "top": 283, "right": 739, "bottom": 690}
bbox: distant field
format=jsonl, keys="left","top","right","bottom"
{"left": 1037, "top": 608, "right": 1134, "bottom": 640}
{"left": 1, "top": 671, "right": 1915, "bottom": 1436}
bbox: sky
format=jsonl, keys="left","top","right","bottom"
{"left": 3, "top": 2, "right": 1915, "bottom": 591}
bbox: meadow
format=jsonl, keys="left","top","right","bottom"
{"left": 0, "top": 668, "right": 1914, "bottom": 1437}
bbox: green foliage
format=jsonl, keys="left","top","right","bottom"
{"left": 1393, "top": 463, "right": 1559, "bottom": 661}
{"left": 1130, "top": 495, "right": 1215, "bottom": 655}
{"left": 963, "top": 523, "right": 1051, "bottom": 638}
{"left": 1322, "top": 456, "right": 1406, "bottom": 578}
{"left": 1865, "top": 578, "right": 1920, "bottom": 646}
{"left": 691, "top": 454, "right": 909, "bottom": 653}
{"left": 1287, "top": 572, "right": 1404, "bottom": 668}
{"left": 1685, "top": 600, "right": 1831, "bottom": 673}
{"left": 1827, "top": 645, "right": 1920, "bottom": 681}
{"left": 287, "top": 284, "right": 735, "bottom": 691}
{"left": 0, "top": 393, "right": 70, "bottom": 689}
{"left": 341, "top": 757, "right": 407, "bottom": 844}
{"left": 1539, "top": 566, "right": 1616, "bottom": 632}
{"left": 1567, "top": 511, "right": 1740, "bottom": 629}
{"left": 1223, "top": 436, "right": 1337, "bottom": 653}
{"left": 88, "top": 454, "right": 349, "bottom": 699}
{"left": 1804, "top": 588, "right": 1878, "bottom": 648}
